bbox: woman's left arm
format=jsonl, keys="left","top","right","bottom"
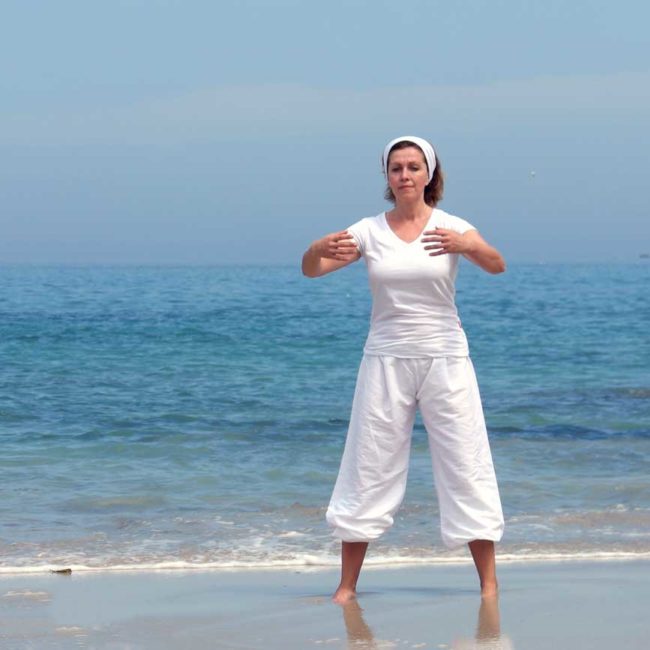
{"left": 421, "top": 228, "right": 506, "bottom": 274}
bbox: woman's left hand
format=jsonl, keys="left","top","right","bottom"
{"left": 422, "top": 228, "right": 506, "bottom": 274}
{"left": 421, "top": 228, "right": 468, "bottom": 256}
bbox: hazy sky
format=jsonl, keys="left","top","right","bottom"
{"left": 2, "top": 0, "right": 649, "bottom": 264}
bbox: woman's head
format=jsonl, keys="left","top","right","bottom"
{"left": 382, "top": 137, "right": 444, "bottom": 207}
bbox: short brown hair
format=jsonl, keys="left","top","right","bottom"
{"left": 383, "top": 141, "right": 444, "bottom": 207}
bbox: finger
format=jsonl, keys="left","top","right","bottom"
{"left": 331, "top": 243, "right": 357, "bottom": 253}
{"left": 333, "top": 239, "right": 356, "bottom": 248}
{"left": 329, "top": 246, "right": 357, "bottom": 257}
{"left": 325, "top": 252, "right": 355, "bottom": 260}
{"left": 428, "top": 249, "right": 448, "bottom": 257}
{"left": 423, "top": 245, "right": 445, "bottom": 251}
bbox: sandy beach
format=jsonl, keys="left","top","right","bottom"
{"left": 1, "top": 559, "right": 648, "bottom": 649}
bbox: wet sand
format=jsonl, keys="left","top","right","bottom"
{"left": 1, "top": 560, "right": 648, "bottom": 649}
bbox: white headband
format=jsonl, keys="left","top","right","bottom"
{"left": 382, "top": 136, "right": 437, "bottom": 183}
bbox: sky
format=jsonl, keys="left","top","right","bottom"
{"left": 1, "top": 0, "right": 649, "bottom": 264}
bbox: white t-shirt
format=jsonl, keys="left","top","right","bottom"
{"left": 347, "top": 208, "right": 475, "bottom": 358}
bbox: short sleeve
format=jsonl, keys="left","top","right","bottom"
{"left": 444, "top": 213, "right": 476, "bottom": 234}
{"left": 346, "top": 218, "right": 368, "bottom": 256}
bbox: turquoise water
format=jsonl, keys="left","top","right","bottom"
{"left": 0, "top": 263, "right": 648, "bottom": 572}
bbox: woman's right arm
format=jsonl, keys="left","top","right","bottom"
{"left": 301, "top": 230, "right": 360, "bottom": 278}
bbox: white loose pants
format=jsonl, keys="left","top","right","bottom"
{"left": 326, "top": 355, "right": 504, "bottom": 548}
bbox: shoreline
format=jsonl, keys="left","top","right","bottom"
{"left": 2, "top": 560, "right": 649, "bottom": 649}
{"left": 2, "top": 548, "right": 650, "bottom": 577}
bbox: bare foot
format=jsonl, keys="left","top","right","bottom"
{"left": 480, "top": 581, "right": 499, "bottom": 598}
{"left": 332, "top": 586, "right": 356, "bottom": 604}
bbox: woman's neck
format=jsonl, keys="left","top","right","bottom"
{"left": 389, "top": 200, "right": 431, "bottom": 222}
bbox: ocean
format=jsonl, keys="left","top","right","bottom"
{"left": 1, "top": 262, "right": 648, "bottom": 573}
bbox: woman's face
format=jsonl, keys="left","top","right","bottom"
{"left": 387, "top": 146, "right": 429, "bottom": 202}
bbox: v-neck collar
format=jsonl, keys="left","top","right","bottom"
{"left": 382, "top": 210, "right": 434, "bottom": 245}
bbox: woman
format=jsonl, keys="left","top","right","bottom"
{"left": 302, "top": 136, "right": 505, "bottom": 604}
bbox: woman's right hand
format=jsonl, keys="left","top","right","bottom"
{"left": 302, "top": 230, "right": 360, "bottom": 277}
{"left": 312, "top": 230, "right": 359, "bottom": 261}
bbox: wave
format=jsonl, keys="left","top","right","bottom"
{"left": 2, "top": 549, "right": 650, "bottom": 576}
{"left": 492, "top": 424, "right": 650, "bottom": 440}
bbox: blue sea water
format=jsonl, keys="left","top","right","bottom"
{"left": 0, "top": 262, "right": 649, "bottom": 573}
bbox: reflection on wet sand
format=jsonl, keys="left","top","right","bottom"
{"left": 341, "top": 600, "right": 377, "bottom": 649}
{"left": 452, "top": 596, "right": 514, "bottom": 649}
{"left": 339, "top": 595, "right": 514, "bottom": 650}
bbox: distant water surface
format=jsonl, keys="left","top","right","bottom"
{"left": 0, "top": 263, "right": 648, "bottom": 572}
